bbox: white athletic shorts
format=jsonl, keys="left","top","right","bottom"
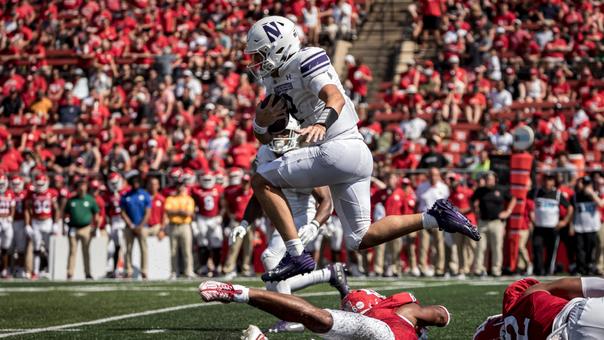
{"left": 32, "top": 218, "right": 53, "bottom": 251}
{"left": 550, "top": 297, "right": 604, "bottom": 340}
{"left": 257, "top": 138, "right": 373, "bottom": 250}
{"left": 319, "top": 309, "right": 394, "bottom": 340}
{"left": 110, "top": 216, "right": 126, "bottom": 247}
{"left": 196, "top": 215, "right": 223, "bottom": 248}
{"left": 12, "top": 220, "right": 26, "bottom": 253}
{"left": 0, "top": 217, "right": 13, "bottom": 250}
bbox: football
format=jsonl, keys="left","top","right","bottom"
{"left": 260, "top": 93, "right": 289, "bottom": 134}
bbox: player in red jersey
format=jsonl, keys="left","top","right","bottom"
{"left": 25, "top": 173, "right": 60, "bottom": 277}
{"left": 0, "top": 174, "right": 15, "bottom": 278}
{"left": 191, "top": 172, "right": 224, "bottom": 276}
{"left": 474, "top": 277, "right": 604, "bottom": 340}
{"left": 199, "top": 281, "right": 450, "bottom": 339}
{"left": 10, "top": 176, "right": 29, "bottom": 278}
{"left": 104, "top": 172, "right": 128, "bottom": 277}
{"left": 222, "top": 173, "right": 254, "bottom": 277}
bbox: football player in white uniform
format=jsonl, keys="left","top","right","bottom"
{"left": 246, "top": 15, "right": 480, "bottom": 281}
{"left": 231, "top": 118, "right": 350, "bottom": 333}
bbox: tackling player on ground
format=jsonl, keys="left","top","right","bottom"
{"left": 474, "top": 277, "right": 604, "bottom": 339}
{"left": 245, "top": 15, "right": 480, "bottom": 282}
{"left": 199, "top": 280, "right": 450, "bottom": 340}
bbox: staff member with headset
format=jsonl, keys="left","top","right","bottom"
{"left": 531, "top": 173, "right": 573, "bottom": 276}
{"left": 471, "top": 172, "right": 516, "bottom": 277}
{"left": 572, "top": 176, "right": 604, "bottom": 275}
{"left": 64, "top": 180, "right": 100, "bottom": 280}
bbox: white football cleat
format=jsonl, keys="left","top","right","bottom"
{"left": 198, "top": 281, "right": 238, "bottom": 303}
{"left": 241, "top": 325, "right": 268, "bottom": 340}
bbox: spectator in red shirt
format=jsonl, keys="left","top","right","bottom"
{"left": 147, "top": 176, "right": 166, "bottom": 240}
{"left": 420, "top": 0, "right": 444, "bottom": 46}
{"left": 350, "top": 58, "right": 373, "bottom": 104}
{"left": 227, "top": 130, "right": 256, "bottom": 170}
{"left": 371, "top": 173, "right": 406, "bottom": 276}
{"left": 447, "top": 173, "right": 476, "bottom": 278}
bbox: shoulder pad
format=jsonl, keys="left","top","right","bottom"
{"left": 298, "top": 47, "right": 330, "bottom": 79}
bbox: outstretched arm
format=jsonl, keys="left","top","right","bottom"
{"left": 396, "top": 303, "right": 450, "bottom": 328}
{"left": 524, "top": 277, "right": 604, "bottom": 300}
{"left": 247, "top": 288, "right": 333, "bottom": 333}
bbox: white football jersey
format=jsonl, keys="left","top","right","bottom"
{"left": 255, "top": 145, "right": 316, "bottom": 227}
{"left": 262, "top": 46, "right": 362, "bottom": 143}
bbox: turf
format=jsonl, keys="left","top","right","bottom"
{"left": 0, "top": 278, "right": 513, "bottom": 339}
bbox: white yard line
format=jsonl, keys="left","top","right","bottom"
{"left": 0, "top": 303, "right": 214, "bottom": 338}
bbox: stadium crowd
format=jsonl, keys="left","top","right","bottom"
{"left": 0, "top": 0, "right": 603, "bottom": 280}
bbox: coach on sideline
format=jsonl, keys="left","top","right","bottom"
{"left": 120, "top": 173, "right": 152, "bottom": 279}
{"left": 164, "top": 178, "right": 195, "bottom": 278}
{"left": 65, "top": 180, "right": 100, "bottom": 280}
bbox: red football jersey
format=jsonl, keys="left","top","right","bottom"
{"left": 104, "top": 190, "right": 127, "bottom": 217}
{"left": 364, "top": 292, "right": 420, "bottom": 340}
{"left": 0, "top": 190, "right": 15, "bottom": 217}
{"left": 224, "top": 185, "right": 253, "bottom": 221}
{"left": 501, "top": 279, "right": 568, "bottom": 339}
{"left": 193, "top": 187, "right": 221, "bottom": 217}
{"left": 13, "top": 190, "right": 28, "bottom": 220}
{"left": 28, "top": 189, "right": 57, "bottom": 220}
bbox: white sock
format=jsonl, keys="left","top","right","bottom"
{"left": 422, "top": 213, "right": 439, "bottom": 230}
{"left": 33, "top": 255, "right": 40, "bottom": 275}
{"left": 266, "top": 280, "right": 292, "bottom": 294}
{"left": 285, "top": 239, "right": 304, "bottom": 256}
{"left": 232, "top": 284, "right": 250, "bottom": 303}
{"left": 287, "top": 268, "right": 331, "bottom": 292}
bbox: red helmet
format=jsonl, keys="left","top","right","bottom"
{"left": 473, "top": 314, "right": 503, "bottom": 340}
{"left": 34, "top": 174, "right": 49, "bottom": 193}
{"left": 11, "top": 176, "right": 24, "bottom": 193}
{"left": 107, "top": 172, "right": 123, "bottom": 192}
{"left": 341, "top": 289, "right": 386, "bottom": 315}
{"left": 182, "top": 168, "right": 196, "bottom": 186}
{"left": 0, "top": 174, "right": 8, "bottom": 193}
{"left": 201, "top": 172, "right": 215, "bottom": 189}
{"left": 169, "top": 168, "right": 183, "bottom": 185}
{"left": 228, "top": 167, "right": 244, "bottom": 186}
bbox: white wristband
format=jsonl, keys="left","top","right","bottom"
{"left": 311, "top": 220, "right": 321, "bottom": 228}
{"left": 253, "top": 119, "right": 268, "bottom": 134}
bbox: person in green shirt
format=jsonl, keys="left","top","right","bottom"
{"left": 64, "top": 180, "right": 100, "bottom": 279}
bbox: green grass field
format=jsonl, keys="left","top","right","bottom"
{"left": 0, "top": 277, "right": 517, "bottom": 339}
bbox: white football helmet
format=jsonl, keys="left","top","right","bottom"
{"left": 34, "top": 174, "right": 49, "bottom": 193}
{"left": 107, "top": 172, "right": 123, "bottom": 192}
{"left": 269, "top": 115, "right": 301, "bottom": 155}
{"left": 182, "top": 168, "right": 196, "bottom": 186}
{"left": 228, "top": 168, "right": 244, "bottom": 186}
{"left": 245, "top": 16, "right": 301, "bottom": 78}
{"left": 11, "top": 176, "right": 24, "bottom": 193}
{"left": 201, "top": 172, "right": 216, "bottom": 190}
